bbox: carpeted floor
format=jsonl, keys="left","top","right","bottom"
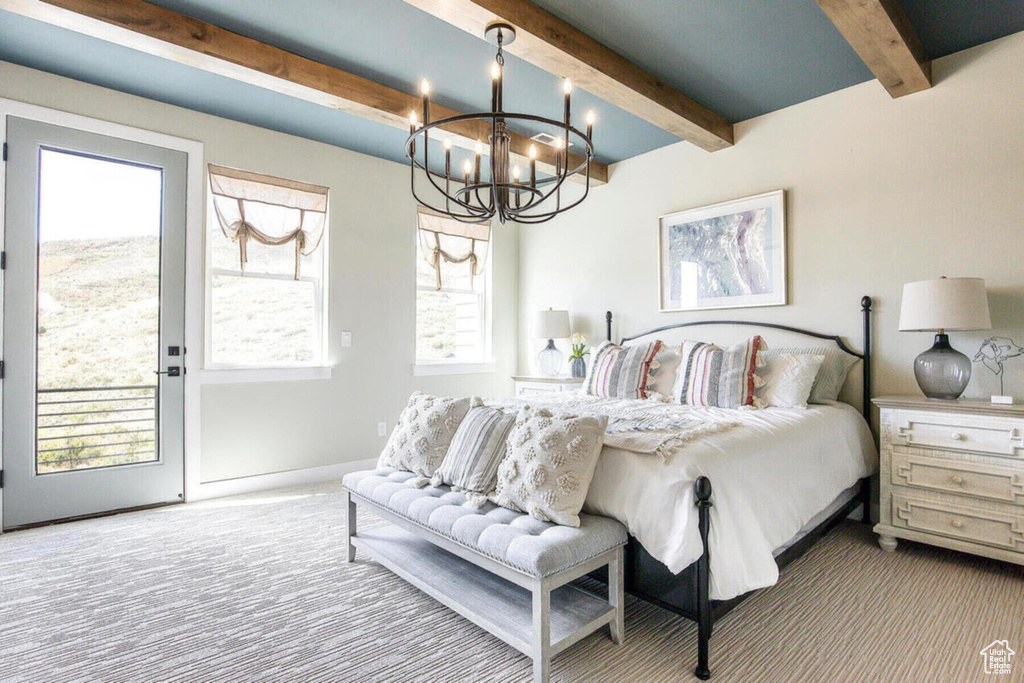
{"left": 1, "top": 480, "right": 1021, "bottom": 683}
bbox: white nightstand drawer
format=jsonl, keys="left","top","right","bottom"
{"left": 512, "top": 377, "right": 583, "bottom": 399}
{"left": 517, "top": 384, "right": 563, "bottom": 398}
{"left": 893, "top": 409, "right": 1024, "bottom": 458}
{"left": 892, "top": 493, "right": 1024, "bottom": 551}
{"left": 892, "top": 450, "right": 1024, "bottom": 505}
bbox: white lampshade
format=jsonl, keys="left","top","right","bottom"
{"left": 533, "top": 309, "right": 571, "bottom": 339}
{"left": 898, "top": 277, "right": 992, "bottom": 332}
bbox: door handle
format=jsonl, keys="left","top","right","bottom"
{"left": 155, "top": 367, "right": 181, "bottom": 377}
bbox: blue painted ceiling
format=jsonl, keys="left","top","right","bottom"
{"left": 0, "top": 1, "right": 1021, "bottom": 167}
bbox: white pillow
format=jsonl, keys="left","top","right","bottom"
{"left": 378, "top": 392, "right": 481, "bottom": 477}
{"left": 759, "top": 347, "right": 859, "bottom": 404}
{"left": 492, "top": 406, "right": 608, "bottom": 527}
{"left": 755, "top": 354, "right": 825, "bottom": 409}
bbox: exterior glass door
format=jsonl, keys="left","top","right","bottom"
{"left": 2, "top": 117, "right": 186, "bottom": 529}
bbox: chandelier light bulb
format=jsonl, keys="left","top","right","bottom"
{"left": 554, "top": 137, "right": 564, "bottom": 149}
{"left": 512, "top": 165, "right": 521, "bottom": 180}
{"left": 409, "top": 110, "right": 418, "bottom": 126}
{"left": 528, "top": 144, "right": 538, "bottom": 160}
{"left": 443, "top": 137, "right": 452, "bottom": 150}
{"left": 563, "top": 78, "right": 573, "bottom": 94}
{"left": 463, "top": 159, "right": 473, "bottom": 174}
{"left": 420, "top": 79, "right": 430, "bottom": 96}
{"left": 490, "top": 61, "right": 501, "bottom": 80}
{"left": 586, "top": 110, "right": 596, "bottom": 126}
{"left": 475, "top": 141, "right": 484, "bottom": 156}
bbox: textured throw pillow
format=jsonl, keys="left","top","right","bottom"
{"left": 583, "top": 340, "right": 664, "bottom": 399}
{"left": 673, "top": 336, "right": 766, "bottom": 408}
{"left": 755, "top": 354, "right": 825, "bottom": 409}
{"left": 492, "top": 406, "right": 608, "bottom": 527}
{"left": 431, "top": 406, "right": 515, "bottom": 494}
{"left": 759, "top": 347, "right": 859, "bottom": 404}
{"left": 378, "top": 392, "right": 480, "bottom": 477}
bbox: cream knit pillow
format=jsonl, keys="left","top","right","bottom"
{"left": 378, "top": 392, "right": 480, "bottom": 477}
{"left": 492, "top": 406, "right": 608, "bottom": 527}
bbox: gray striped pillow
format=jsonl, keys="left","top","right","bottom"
{"left": 432, "top": 406, "right": 516, "bottom": 494}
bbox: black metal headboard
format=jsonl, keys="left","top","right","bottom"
{"left": 605, "top": 296, "right": 873, "bottom": 429}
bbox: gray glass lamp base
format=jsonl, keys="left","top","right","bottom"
{"left": 537, "top": 339, "right": 563, "bottom": 377}
{"left": 914, "top": 333, "right": 971, "bottom": 400}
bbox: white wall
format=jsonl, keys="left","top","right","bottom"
{"left": 519, "top": 32, "right": 1024, "bottom": 411}
{"left": 0, "top": 61, "right": 518, "bottom": 483}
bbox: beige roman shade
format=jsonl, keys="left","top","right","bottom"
{"left": 209, "top": 164, "right": 329, "bottom": 280}
{"left": 417, "top": 209, "right": 490, "bottom": 290}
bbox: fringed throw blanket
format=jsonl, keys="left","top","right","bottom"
{"left": 486, "top": 395, "right": 740, "bottom": 462}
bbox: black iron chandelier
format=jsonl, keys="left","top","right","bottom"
{"left": 406, "top": 21, "right": 596, "bottom": 225}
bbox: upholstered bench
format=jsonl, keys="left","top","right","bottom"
{"left": 343, "top": 468, "right": 627, "bottom": 683}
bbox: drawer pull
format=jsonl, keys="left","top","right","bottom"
{"left": 950, "top": 475, "right": 966, "bottom": 487}
{"left": 951, "top": 432, "right": 964, "bottom": 441}
{"left": 951, "top": 518, "right": 964, "bottom": 529}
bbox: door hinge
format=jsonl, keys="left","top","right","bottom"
{"left": 0, "top": 470, "right": 4, "bottom": 489}
{"left": 0, "top": 251, "right": 5, "bottom": 270}
{"left": 2, "top": 142, "right": 7, "bottom": 161}
{"left": 0, "top": 360, "right": 4, "bottom": 380}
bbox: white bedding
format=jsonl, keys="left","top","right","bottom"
{"left": 539, "top": 396, "right": 876, "bottom": 601}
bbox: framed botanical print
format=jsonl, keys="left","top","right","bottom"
{"left": 658, "top": 190, "right": 787, "bottom": 312}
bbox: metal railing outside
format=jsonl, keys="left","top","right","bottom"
{"left": 36, "top": 385, "right": 159, "bottom": 474}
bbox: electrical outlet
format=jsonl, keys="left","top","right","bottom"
{"left": 377, "top": 421, "right": 387, "bottom": 437}
{"left": 341, "top": 331, "right": 352, "bottom": 348}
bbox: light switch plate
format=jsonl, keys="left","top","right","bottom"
{"left": 341, "top": 331, "right": 352, "bottom": 348}
{"left": 991, "top": 395, "right": 1014, "bottom": 405}
{"left": 377, "top": 421, "right": 387, "bottom": 437}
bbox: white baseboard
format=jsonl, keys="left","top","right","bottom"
{"left": 190, "top": 458, "right": 377, "bottom": 502}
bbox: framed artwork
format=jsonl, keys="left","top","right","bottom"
{"left": 658, "top": 189, "right": 787, "bottom": 312}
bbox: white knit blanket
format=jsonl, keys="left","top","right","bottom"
{"left": 485, "top": 394, "right": 740, "bottom": 461}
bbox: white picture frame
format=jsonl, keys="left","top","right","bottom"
{"left": 658, "top": 189, "right": 787, "bottom": 312}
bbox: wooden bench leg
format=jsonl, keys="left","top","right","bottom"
{"left": 345, "top": 491, "right": 357, "bottom": 563}
{"left": 532, "top": 580, "right": 551, "bottom": 683}
{"left": 609, "top": 546, "right": 625, "bottom": 644}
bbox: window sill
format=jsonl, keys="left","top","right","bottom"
{"left": 200, "top": 366, "right": 333, "bottom": 384}
{"left": 412, "top": 361, "right": 496, "bottom": 377}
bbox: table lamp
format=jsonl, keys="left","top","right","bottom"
{"left": 533, "top": 309, "right": 571, "bottom": 377}
{"left": 898, "top": 277, "right": 991, "bottom": 400}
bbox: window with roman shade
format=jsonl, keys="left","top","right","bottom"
{"left": 206, "top": 164, "right": 329, "bottom": 369}
{"left": 208, "top": 164, "right": 328, "bottom": 280}
{"left": 415, "top": 209, "right": 491, "bottom": 365}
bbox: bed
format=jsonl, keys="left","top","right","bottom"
{"left": 512, "top": 297, "right": 878, "bottom": 679}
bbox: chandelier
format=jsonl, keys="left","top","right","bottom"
{"left": 406, "top": 22, "right": 596, "bottom": 225}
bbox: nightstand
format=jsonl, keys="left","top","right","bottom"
{"left": 512, "top": 376, "right": 584, "bottom": 398}
{"left": 873, "top": 395, "right": 1024, "bottom": 566}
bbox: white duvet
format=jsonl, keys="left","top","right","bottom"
{"left": 575, "top": 399, "right": 877, "bottom": 601}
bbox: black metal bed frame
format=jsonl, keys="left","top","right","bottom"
{"left": 601, "top": 296, "right": 874, "bottom": 680}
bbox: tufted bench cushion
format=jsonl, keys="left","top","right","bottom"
{"left": 343, "top": 467, "right": 627, "bottom": 578}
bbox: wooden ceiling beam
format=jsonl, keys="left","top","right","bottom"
{"left": 815, "top": 0, "right": 932, "bottom": 98}
{"left": 0, "top": 0, "right": 606, "bottom": 184}
{"left": 400, "top": 0, "right": 734, "bottom": 152}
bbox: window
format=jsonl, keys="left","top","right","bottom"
{"left": 415, "top": 210, "right": 492, "bottom": 369}
{"left": 205, "top": 165, "right": 329, "bottom": 371}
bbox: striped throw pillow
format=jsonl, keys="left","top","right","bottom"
{"left": 673, "top": 336, "right": 765, "bottom": 408}
{"left": 675, "top": 340, "right": 722, "bottom": 407}
{"left": 583, "top": 340, "right": 664, "bottom": 399}
{"left": 431, "top": 406, "right": 516, "bottom": 494}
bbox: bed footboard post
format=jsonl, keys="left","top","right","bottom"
{"left": 694, "top": 476, "right": 713, "bottom": 681}
{"left": 606, "top": 311, "right": 613, "bottom": 343}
